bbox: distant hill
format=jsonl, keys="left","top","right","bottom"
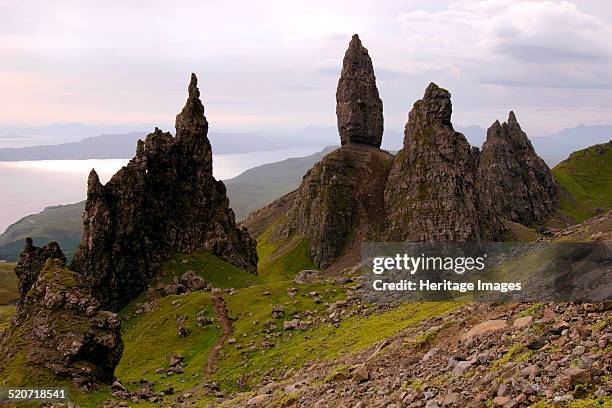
{"left": 0, "top": 126, "right": 406, "bottom": 160}
{"left": 225, "top": 146, "right": 336, "bottom": 220}
{"left": 0, "top": 123, "right": 153, "bottom": 148}
{"left": 552, "top": 141, "right": 612, "bottom": 223}
{"left": 0, "top": 147, "right": 336, "bottom": 261}
{"left": 1, "top": 124, "right": 609, "bottom": 164}
{"left": 532, "top": 125, "right": 612, "bottom": 166}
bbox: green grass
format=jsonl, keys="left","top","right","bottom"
{"left": 502, "top": 221, "right": 541, "bottom": 242}
{"left": 214, "top": 288, "right": 460, "bottom": 390}
{"left": 158, "top": 250, "right": 259, "bottom": 289}
{"left": 116, "top": 292, "right": 221, "bottom": 399}
{"left": 0, "top": 304, "right": 15, "bottom": 332}
{"left": 256, "top": 220, "right": 317, "bottom": 282}
{"left": 213, "top": 279, "right": 344, "bottom": 388}
{"left": 553, "top": 142, "right": 612, "bottom": 222}
{"left": 0, "top": 262, "right": 18, "bottom": 305}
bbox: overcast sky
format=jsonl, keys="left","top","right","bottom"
{"left": 1, "top": 0, "right": 611, "bottom": 136}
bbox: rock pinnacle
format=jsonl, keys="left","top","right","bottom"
{"left": 336, "top": 34, "right": 383, "bottom": 147}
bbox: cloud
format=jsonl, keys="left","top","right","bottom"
{"left": 396, "top": 0, "right": 612, "bottom": 88}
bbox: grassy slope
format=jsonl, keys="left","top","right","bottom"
{"left": 0, "top": 262, "right": 18, "bottom": 305}
{"left": 553, "top": 142, "right": 612, "bottom": 223}
{"left": 116, "top": 293, "right": 220, "bottom": 402}
{"left": 256, "top": 217, "right": 317, "bottom": 283}
{"left": 158, "top": 251, "right": 259, "bottom": 289}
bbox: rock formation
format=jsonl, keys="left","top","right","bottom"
{"left": 336, "top": 34, "right": 384, "bottom": 148}
{"left": 260, "top": 35, "right": 392, "bottom": 269}
{"left": 476, "top": 112, "right": 559, "bottom": 225}
{"left": 385, "top": 83, "right": 503, "bottom": 242}
{"left": 1, "top": 244, "right": 123, "bottom": 388}
{"left": 14, "top": 238, "right": 66, "bottom": 304}
{"left": 270, "top": 145, "right": 393, "bottom": 268}
{"left": 71, "top": 74, "right": 257, "bottom": 311}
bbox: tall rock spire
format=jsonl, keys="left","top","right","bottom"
{"left": 336, "top": 34, "right": 384, "bottom": 148}
{"left": 175, "top": 73, "right": 212, "bottom": 172}
{"left": 385, "top": 83, "right": 503, "bottom": 242}
{"left": 72, "top": 74, "right": 258, "bottom": 311}
{"left": 476, "top": 111, "right": 559, "bottom": 225}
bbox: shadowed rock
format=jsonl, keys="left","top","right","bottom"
{"left": 476, "top": 112, "right": 559, "bottom": 225}
{"left": 14, "top": 238, "right": 66, "bottom": 305}
{"left": 385, "top": 83, "right": 504, "bottom": 242}
{"left": 2, "top": 241, "right": 122, "bottom": 388}
{"left": 1, "top": 257, "right": 123, "bottom": 388}
{"left": 336, "top": 34, "right": 384, "bottom": 148}
{"left": 71, "top": 74, "right": 258, "bottom": 311}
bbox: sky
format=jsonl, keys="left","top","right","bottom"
{"left": 1, "top": 0, "right": 612, "bottom": 137}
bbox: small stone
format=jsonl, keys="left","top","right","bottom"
{"left": 453, "top": 361, "right": 472, "bottom": 376}
{"left": 512, "top": 316, "right": 533, "bottom": 329}
{"left": 443, "top": 392, "right": 460, "bottom": 406}
{"left": 493, "top": 396, "right": 510, "bottom": 406}
{"left": 557, "top": 368, "right": 591, "bottom": 392}
{"left": 351, "top": 363, "right": 369, "bottom": 382}
{"left": 283, "top": 319, "right": 300, "bottom": 330}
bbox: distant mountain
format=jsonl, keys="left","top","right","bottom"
{"left": 531, "top": 124, "right": 612, "bottom": 166}
{"left": 0, "top": 132, "right": 147, "bottom": 161}
{"left": 1, "top": 123, "right": 609, "bottom": 164}
{"left": 0, "top": 129, "right": 333, "bottom": 160}
{"left": 0, "top": 147, "right": 337, "bottom": 261}
{"left": 0, "top": 123, "right": 154, "bottom": 147}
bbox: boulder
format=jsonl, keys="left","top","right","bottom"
{"left": 462, "top": 320, "right": 507, "bottom": 340}
{"left": 293, "top": 270, "right": 322, "bottom": 285}
{"left": 350, "top": 363, "right": 370, "bottom": 382}
{"left": 512, "top": 316, "right": 533, "bottom": 329}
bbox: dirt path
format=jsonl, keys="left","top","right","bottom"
{"left": 206, "top": 295, "right": 232, "bottom": 377}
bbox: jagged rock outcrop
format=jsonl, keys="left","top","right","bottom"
{"left": 14, "top": 238, "right": 66, "bottom": 304}
{"left": 476, "top": 112, "right": 559, "bottom": 225}
{"left": 336, "top": 34, "right": 384, "bottom": 148}
{"left": 385, "top": 83, "right": 503, "bottom": 242}
{"left": 270, "top": 145, "right": 393, "bottom": 268}
{"left": 1, "top": 245, "right": 122, "bottom": 388}
{"left": 71, "top": 74, "right": 258, "bottom": 310}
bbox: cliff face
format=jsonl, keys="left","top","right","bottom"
{"left": 271, "top": 145, "right": 393, "bottom": 268}
{"left": 476, "top": 112, "right": 559, "bottom": 225}
{"left": 1, "top": 245, "right": 123, "bottom": 388}
{"left": 336, "top": 34, "right": 384, "bottom": 148}
{"left": 71, "top": 74, "right": 258, "bottom": 311}
{"left": 385, "top": 83, "right": 503, "bottom": 242}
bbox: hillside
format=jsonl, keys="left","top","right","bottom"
{"left": 553, "top": 141, "right": 612, "bottom": 223}
{"left": 0, "top": 203, "right": 84, "bottom": 262}
{"left": 0, "top": 262, "right": 17, "bottom": 305}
